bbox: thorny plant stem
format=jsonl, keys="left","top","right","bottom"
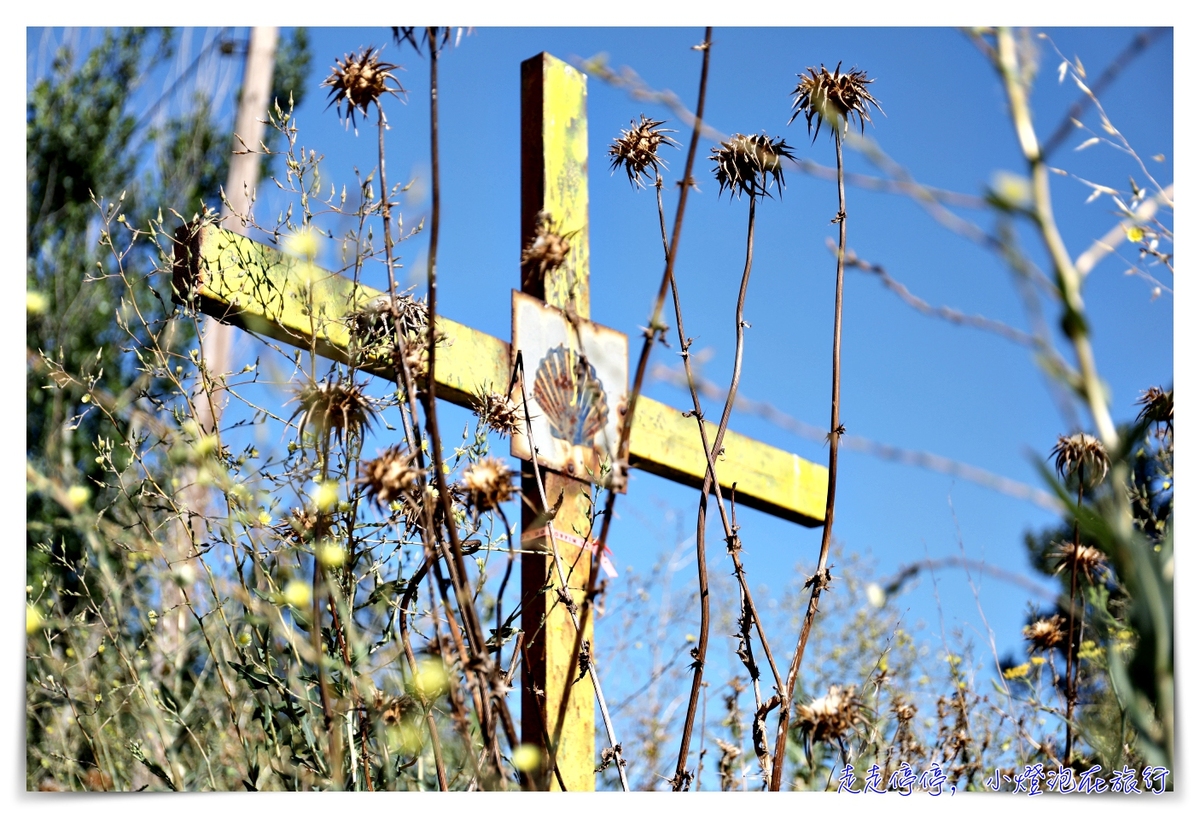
{"left": 541, "top": 27, "right": 713, "bottom": 792}
{"left": 377, "top": 97, "right": 453, "bottom": 791}
{"left": 511, "top": 355, "right": 631, "bottom": 791}
{"left": 311, "top": 431, "right": 344, "bottom": 788}
{"left": 1064, "top": 480, "right": 1083, "bottom": 765}
{"left": 771, "top": 131, "right": 849, "bottom": 791}
{"left": 580, "top": 28, "right": 713, "bottom": 649}
{"left": 674, "top": 188, "right": 765, "bottom": 790}
{"left": 431, "top": 33, "right": 524, "bottom": 778}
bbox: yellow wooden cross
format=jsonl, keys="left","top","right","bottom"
{"left": 172, "top": 52, "right": 827, "bottom": 791}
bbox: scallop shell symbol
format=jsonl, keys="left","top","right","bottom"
{"left": 532, "top": 344, "right": 609, "bottom": 447}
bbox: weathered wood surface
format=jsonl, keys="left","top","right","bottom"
{"left": 172, "top": 222, "right": 827, "bottom": 526}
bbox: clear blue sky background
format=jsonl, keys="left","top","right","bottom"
{"left": 23, "top": 20, "right": 1178, "bottom": 790}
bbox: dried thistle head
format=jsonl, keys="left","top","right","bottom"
{"left": 1052, "top": 541, "right": 1107, "bottom": 584}
{"left": 323, "top": 47, "right": 404, "bottom": 127}
{"left": 892, "top": 699, "right": 917, "bottom": 724}
{"left": 277, "top": 507, "right": 318, "bottom": 546}
{"left": 790, "top": 62, "right": 883, "bottom": 140}
{"left": 473, "top": 390, "right": 523, "bottom": 439}
{"left": 1023, "top": 615, "right": 1066, "bottom": 653}
{"left": 1136, "top": 386, "right": 1173, "bottom": 432}
{"left": 360, "top": 445, "right": 420, "bottom": 507}
{"left": 521, "top": 212, "right": 573, "bottom": 284}
{"left": 608, "top": 115, "right": 678, "bottom": 189}
{"left": 460, "top": 457, "right": 516, "bottom": 511}
{"left": 347, "top": 293, "right": 430, "bottom": 366}
{"left": 349, "top": 293, "right": 429, "bottom": 344}
{"left": 794, "top": 684, "right": 864, "bottom": 745}
{"left": 289, "top": 376, "right": 376, "bottom": 445}
{"left": 710, "top": 133, "right": 794, "bottom": 199}
{"left": 1050, "top": 433, "right": 1110, "bottom": 488}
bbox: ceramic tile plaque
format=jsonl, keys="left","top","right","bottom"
{"left": 511, "top": 290, "right": 628, "bottom": 489}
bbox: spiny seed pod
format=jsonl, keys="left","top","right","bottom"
{"left": 1136, "top": 386, "right": 1173, "bottom": 432}
{"left": 276, "top": 507, "right": 318, "bottom": 546}
{"left": 1053, "top": 541, "right": 1107, "bottom": 584}
{"left": 1023, "top": 615, "right": 1066, "bottom": 653}
{"left": 892, "top": 700, "right": 917, "bottom": 723}
{"left": 710, "top": 133, "right": 794, "bottom": 200}
{"left": 1050, "top": 433, "right": 1110, "bottom": 488}
{"left": 289, "top": 376, "right": 376, "bottom": 445}
{"left": 794, "top": 684, "right": 864, "bottom": 745}
{"left": 790, "top": 62, "right": 883, "bottom": 140}
{"left": 323, "top": 47, "right": 404, "bottom": 128}
{"left": 608, "top": 115, "right": 678, "bottom": 189}
{"left": 521, "top": 211, "right": 573, "bottom": 286}
{"left": 473, "top": 391, "right": 523, "bottom": 439}
{"left": 347, "top": 293, "right": 430, "bottom": 354}
{"left": 461, "top": 458, "right": 515, "bottom": 512}
{"left": 360, "top": 446, "right": 420, "bottom": 507}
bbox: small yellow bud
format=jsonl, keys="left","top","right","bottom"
{"left": 313, "top": 481, "right": 340, "bottom": 512}
{"left": 286, "top": 229, "right": 319, "bottom": 261}
{"left": 26, "top": 605, "right": 43, "bottom": 635}
{"left": 411, "top": 659, "right": 450, "bottom": 699}
{"left": 66, "top": 485, "right": 91, "bottom": 508}
{"left": 316, "top": 542, "right": 346, "bottom": 568}
{"left": 282, "top": 580, "right": 312, "bottom": 610}
{"left": 512, "top": 744, "right": 543, "bottom": 773}
{"left": 26, "top": 291, "right": 49, "bottom": 315}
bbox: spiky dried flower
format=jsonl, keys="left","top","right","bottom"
{"left": 521, "top": 212, "right": 573, "bottom": 285}
{"left": 1052, "top": 541, "right": 1108, "bottom": 584}
{"left": 323, "top": 47, "right": 404, "bottom": 127}
{"left": 277, "top": 507, "right": 318, "bottom": 546}
{"left": 461, "top": 457, "right": 516, "bottom": 511}
{"left": 892, "top": 699, "right": 917, "bottom": 723}
{"left": 360, "top": 445, "right": 420, "bottom": 507}
{"left": 1136, "top": 386, "right": 1173, "bottom": 432}
{"left": 710, "top": 133, "right": 794, "bottom": 199}
{"left": 473, "top": 391, "right": 523, "bottom": 439}
{"left": 347, "top": 293, "right": 431, "bottom": 371}
{"left": 794, "top": 684, "right": 864, "bottom": 745}
{"left": 790, "top": 62, "right": 883, "bottom": 140}
{"left": 289, "top": 376, "right": 376, "bottom": 445}
{"left": 1050, "top": 433, "right": 1109, "bottom": 488}
{"left": 348, "top": 293, "right": 429, "bottom": 347}
{"left": 608, "top": 115, "right": 678, "bottom": 189}
{"left": 1023, "top": 615, "right": 1066, "bottom": 653}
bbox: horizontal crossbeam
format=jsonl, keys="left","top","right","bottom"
{"left": 173, "top": 224, "right": 827, "bottom": 526}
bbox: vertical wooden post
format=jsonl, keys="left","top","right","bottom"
{"left": 519, "top": 52, "right": 596, "bottom": 792}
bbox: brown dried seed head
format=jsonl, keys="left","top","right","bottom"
{"left": 609, "top": 115, "right": 679, "bottom": 189}
{"left": 1136, "top": 386, "right": 1173, "bottom": 430}
{"left": 711, "top": 133, "right": 794, "bottom": 199}
{"left": 521, "top": 212, "right": 572, "bottom": 284}
{"left": 289, "top": 377, "right": 376, "bottom": 445}
{"left": 1023, "top": 615, "right": 1066, "bottom": 652}
{"left": 1050, "top": 432, "right": 1110, "bottom": 487}
{"left": 1052, "top": 541, "right": 1107, "bottom": 583}
{"left": 461, "top": 458, "right": 515, "bottom": 511}
{"left": 892, "top": 699, "right": 917, "bottom": 723}
{"left": 790, "top": 62, "right": 883, "bottom": 140}
{"left": 360, "top": 446, "right": 420, "bottom": 507}
{"left": 794, "top": 684, "right": 864, "bottom": 745}
{"left": 323, "top": 47, "right": 404, "bottom": 127}
{"left": 348, "top": 293, "right": 430, "bottom": 353}
{"left": 473, "top": 391, "right": 523, "bottom": 439}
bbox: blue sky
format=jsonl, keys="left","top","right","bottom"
{"left": 20, "top": 19, "right": 1180, "bottom": 794}
{"left": 236, "top": 25, "right": 1172, "bottom": 661}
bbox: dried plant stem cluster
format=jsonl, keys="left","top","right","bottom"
{"left": 27, "top": 26, "right": 1171, "bottom": 794}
